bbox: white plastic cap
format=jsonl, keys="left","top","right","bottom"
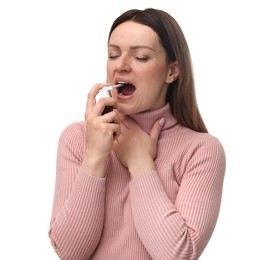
{"left": 96, "top": 87, "right": 111, "bottom": 103}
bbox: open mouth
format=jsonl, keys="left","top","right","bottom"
{"left": 117, "top": 82, "right": 136, "bottom": 96}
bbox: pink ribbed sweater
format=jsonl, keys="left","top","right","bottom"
{"left": 49, "top": 104, "right": 226, "bottom": 260}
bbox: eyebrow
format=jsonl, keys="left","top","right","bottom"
{"left": 108, "top": 44, "right": 155, "bottom": 52}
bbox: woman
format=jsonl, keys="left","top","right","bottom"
{"left": 49, "top": 8, "right": 226, "bottom": 260}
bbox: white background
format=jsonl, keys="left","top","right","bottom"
{"left": 0, "top": 0, "right": 270, "bottom": 259}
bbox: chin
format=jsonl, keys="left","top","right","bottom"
{"left": 117, "top": 108, "right": 132, "bottom": 115}
{"left": 116, "top": 105, "right": 139, "bottom": 115}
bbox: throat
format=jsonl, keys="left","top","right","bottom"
{"left": 119, "top": 84, "right": 135, "bottom": 96}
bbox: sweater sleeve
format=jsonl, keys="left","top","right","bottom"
{"left": 48, "top": 122, "right": 106, "bottom": 260}
{"left": 129, "top": 135, "right": 226, "bottom": 260}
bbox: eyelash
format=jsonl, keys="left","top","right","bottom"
{"left": 108, "top": 55, "right": 118, "bottom": 59}
{"left": 136, "top": 56, "right": 148, "bottom": 61}
{"left": 108, "top": 55, "right": 149, "bottom": 62}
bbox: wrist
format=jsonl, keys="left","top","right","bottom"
{"left": 82, "top": 152, "right": 108, "bottom": 178}
{"left": 129, "top": 157, "right": 155, "bottom": 178}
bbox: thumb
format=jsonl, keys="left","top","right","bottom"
{"left": 150, "top": 117, "right": 165, "bottom": 142}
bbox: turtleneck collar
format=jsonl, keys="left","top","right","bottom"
{"left": 127, "top": 103, "right": 178, "bottom": 134}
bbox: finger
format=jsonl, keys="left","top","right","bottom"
{"left": 85, "top": 83, "right": 112, "bottom": 118}
{"left": 113, "top": 126, "right": 122, "bottom": 142}
{"left": 109, "top": 123, "right": 121, "bottom": 137}
{"left": 150, "top": 117, "right": 165, "bottom": 143}
{"left": 86, "top": 83, "right": 104, "bottom": 107}
{"left": 113, "top": 112, "right": 120, "bottom": 124}
{"left": 102, "top": 109, "right": 118, "bottom": 123}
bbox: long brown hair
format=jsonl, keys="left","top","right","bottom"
{"left": 108, "top": 8, "right": 208, "bottom": 133}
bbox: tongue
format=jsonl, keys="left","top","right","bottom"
{"left": 122, "top": 84, "right": 135, "bottom": 96}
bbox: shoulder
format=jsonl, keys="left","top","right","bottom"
{"left": 181, "top": 127, "right": 224, "bottom": 149}
{"left": 58, "top": 121, "right": 86, "bottom": 149}
{"left": 163, "top": 125, "right": 225, "bottom": 159}
{"left": 180, "top": 127, "right": 226, "bottom": 166}
{"left": 193, "top": 131, "right": 224, "bottom": 151}
{"left": 188, "top": 130, "right": 226, "bottom": 173}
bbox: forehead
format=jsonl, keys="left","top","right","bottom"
{"left": 109, "top": 21, "right": 161, "bottom": 48}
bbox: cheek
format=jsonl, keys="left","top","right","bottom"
{"left": 141, "top": 63, "right": 168, "bottom": 81}
{"left": 106, "top": 62, "right": 114, "bottom": 80}
{"left": 106, "top": 64, "right": 110, "bottom": 75}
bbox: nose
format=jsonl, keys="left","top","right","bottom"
{"left": 115, "top": 54, "right": 131, "bottom": 72}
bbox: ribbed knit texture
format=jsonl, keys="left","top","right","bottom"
{"left": 49, "top": 104, "right": 226, "bottom": 260}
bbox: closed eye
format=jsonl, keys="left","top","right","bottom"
{"left": 136, "top": 56, "right": 149, "bottom": 61}
{"left": 108, "top": 55, "right": 120, "bottom": 59}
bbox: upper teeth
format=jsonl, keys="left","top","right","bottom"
{"left": 118, "top": 81, "right": 128, "bottom": 85}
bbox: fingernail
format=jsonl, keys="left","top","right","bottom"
{"left": 159, "top": 117, "right": 165, "bottom": 126}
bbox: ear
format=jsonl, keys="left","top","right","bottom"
{"left": 165, "top": 61, "right": 180, "bottom": 84}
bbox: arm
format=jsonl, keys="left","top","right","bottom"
{"left": 49, "top": 83, "right": 120, "bottom": 259}
{"left": 129, "top": 136, "right": 226, "bottom": 260}
{"left": 48, "top": 122, "right": 106, "bottom": 260}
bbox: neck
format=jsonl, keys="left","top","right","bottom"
{"left": 126, "top": 104, "right": 177, "bottom": 134}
